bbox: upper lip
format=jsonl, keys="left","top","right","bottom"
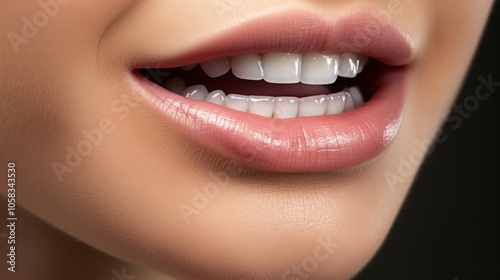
{"left": 134, "top": 8, "right": 414, "bottom": 70}
{"left": 132, "top": 7, "right": 414, "bottom": 173}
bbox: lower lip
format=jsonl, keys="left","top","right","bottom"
{"left": 131, "top": 67, "right": 408, "bottom": 173}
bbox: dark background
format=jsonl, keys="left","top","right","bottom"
{"left": 355, "top": 2, "right": 499, "bottom": 280}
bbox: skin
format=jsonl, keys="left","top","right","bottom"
{"left": 0, "top": 0, "right": 493, "bottom": 279}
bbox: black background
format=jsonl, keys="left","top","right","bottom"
{"left": 355, "top": 2, "right": 499, "bottom": 280}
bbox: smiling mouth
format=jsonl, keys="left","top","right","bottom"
{"left": 131, "top": 9, "right": 414, "bottom": 173}
{"left": 139, "top": 52, "right": 368, "bottom": 118}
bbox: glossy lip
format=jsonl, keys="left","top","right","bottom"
{"left": 130, "top": 9, "right": 413, "bottom": 173}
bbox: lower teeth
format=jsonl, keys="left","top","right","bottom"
{"left": 162, "top": 77, "right": 364, "bottom": 118}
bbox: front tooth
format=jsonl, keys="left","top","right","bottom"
{"left": 347, "top": 86, "right": 364, "bottom": 107}
{"left": 205, "top": 90, "right": 226, "bottom": 106}
{"left": 263, "top": 53, "right": 302, "bottom": 84}
{"left": 200, "top": 58, "right": 230, "bottom": 78}
{"left": 338, "top": 54, "right": 359, "bottom": 78}
{"left": 182, "top": 64, "right": 198, "bottom": 71}
{"left": 248, "top": 96, "right": 274, "bottom": 117}
{"left": 298, "top": 95, "right": 328, "bottom": 117}
{"left": 225, "top": 94, "right": 249, "bottom": 112}
{"left": 273, "top": 97, "right": 299, "bottom": 119}
{"left": 301, "top": 53, "right": 339, "bottom": 85}
{"left": 343, "top": 92, "right": 356, "bottom": 112}
{"left": 183, "top": 85, "right": 208, "bottom": 101}
{"left": 326, "top": 92, "right": 346, "bottom": 115}
{"left": 231, "top": 54, "right": 264, "bottom": 81}
{"left": 163, "top": 77, "right": 186, "bottom": 94}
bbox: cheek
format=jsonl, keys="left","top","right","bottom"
{"left": 0, "top": 0, "right": 138, "bottom": 225}
{"left": 382, "top": 1, "right": 494, "bottom": 207}
{"left": 406, "top": 0, "right": 492, "bottom": 136}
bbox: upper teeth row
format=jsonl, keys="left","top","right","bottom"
{"left": 181, "top": 53, "right": 368, "bottom": 85}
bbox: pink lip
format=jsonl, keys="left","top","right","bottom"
{"left": 131, "top": 9, "right": 413, "bottom": 173}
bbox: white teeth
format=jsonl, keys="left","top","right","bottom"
{"left": 205, "top": 90, "right": 226, "bottom": 106}
{"left": 343, "top": 92, "right": 356, "bottom": 112}
{"left": 300, "top": 53, "right": 339, "bottom": 85}
{"left": 182, "top": 64, "right": 198, "bottom": 71}
{"left": 200, "top": 58, "right": 230, "bottom": 78}
{"left": 273, "top": 97, "right": 299, "bottom": 119}
{"left": 347, "top": 86, "right": 364, "bottom": 107}
{"left": 171, "top": 52, "right": 369, "bottom": 117}
{"left": 298, "top": 95, "right": 328, "bottom": 117}
{"left": 163, "top": 77, "right": 186, "bottom": 94}
{"left": 231, "top": 54, "right": 264, "bottom": 81}
{"left": 338, "top": 54, "right": 359, "bottom": 78}
{"left": 183, "top": 85, "right": 208, "bottom": 101}
{"left": 188, "top": 52, "right": 366, "bottom": 85}
{"left": 177, "top": 88, "right": 365, "bottom": 117}
{"left": 263, "top": 53, "right": 302, "bottom": 84}
{"left": 248, "top": 96, "right": 274, "bottom": 117}
{"left": 225, "top": 94, "right": 249, "bottom": 112}
{"left": 326, "top": 93, "right": 346, "bottom": 115}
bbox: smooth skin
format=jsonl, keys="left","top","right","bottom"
{"left": 0, "top": 1, "right": 493, "bottom": 279}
